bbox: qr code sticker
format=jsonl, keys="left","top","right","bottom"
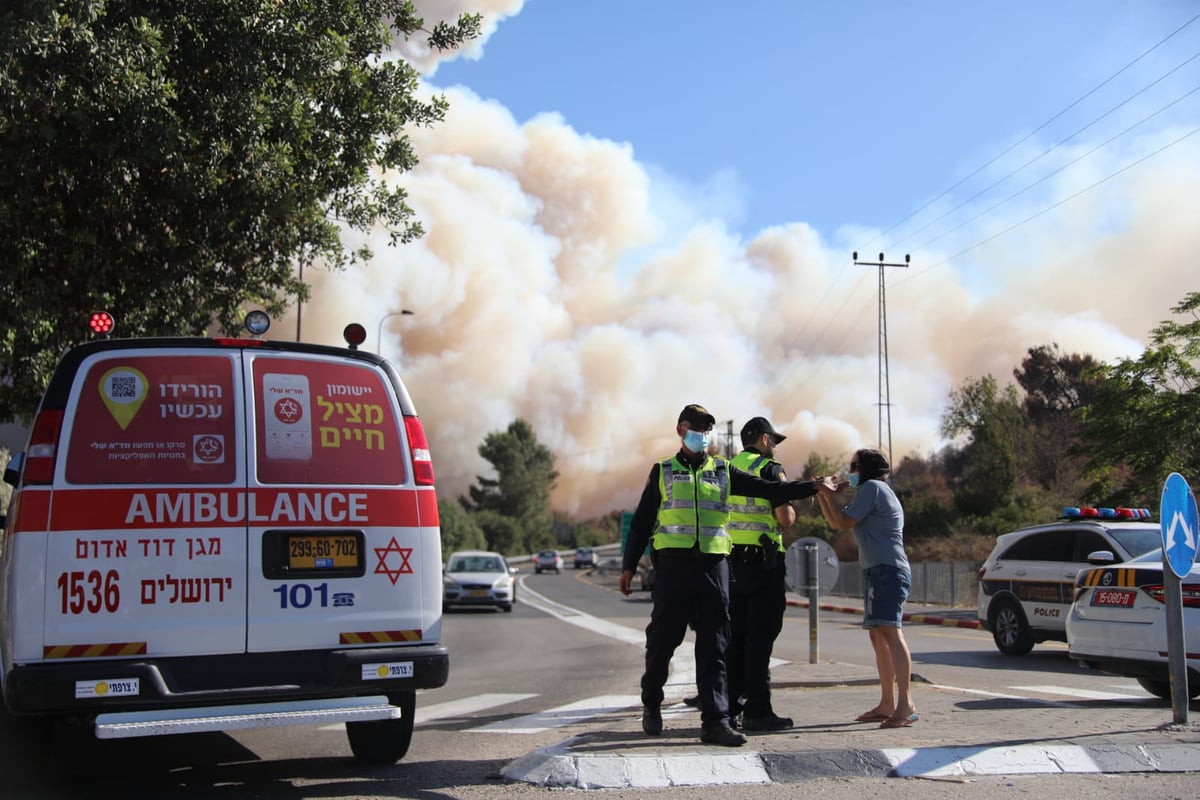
{"left": 109, "top": 376, "right": 137, "bottom": 398}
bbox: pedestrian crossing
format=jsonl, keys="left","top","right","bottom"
{"left": 318, "top": 681, "right": 1154, "bottom": 735}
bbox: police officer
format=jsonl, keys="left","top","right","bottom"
{"left": 725, "top": 416, "right": 795, "bottom": 731}
{"left": 618, "top": 404, "right": 832, "bottom": 747}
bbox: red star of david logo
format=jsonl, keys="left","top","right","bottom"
{"left": 374, "top": 537, "right": 414, "bottom": 585}
{"left": 274, "top": 397, "right": 303, "bottom": 424}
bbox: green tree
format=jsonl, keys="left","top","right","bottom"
{"left": 1013, "top": 344, "right": 1100, "bottom": 493}
{"left": 437, "top": 498, "right": 486, "bottom": 555}
{"left": 891, "top": 450, "right": 954, "bottom": 540}
{"left": 1079, "top": 292, "right": 1200, "bottom": 507}
{"left": 940, "top": 375, "right": 1031, "bottom": 517}
{"left": 461, "top": 419, "right": 558, "bottom": 555}
{"left": 0, "top": 1, "right": 479, "bottom": 422}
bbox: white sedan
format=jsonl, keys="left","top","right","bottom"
{"left": 1066, "top": 548, "right": 1200, "bottom": 700}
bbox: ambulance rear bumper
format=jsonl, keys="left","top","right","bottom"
{"left": 3, "top": 644, "right": 449, "bottom": 716}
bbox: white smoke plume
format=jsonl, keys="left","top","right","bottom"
{"left": 293, "top": 2, "right": 1200, "bottom": 519}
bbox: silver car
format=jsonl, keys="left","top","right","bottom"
{"left": 443, "top": 550, "right": 517, "bottom": 613}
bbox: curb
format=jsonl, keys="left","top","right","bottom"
{"left": 786, "top": 598, "right": 981, "bottom": 629}
{"left": 503, "top": 739, "right": 1200, "bottom": 788}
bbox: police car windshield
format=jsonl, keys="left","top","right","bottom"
{"left": 1128, "top": 548, "right": 1164, "bottom": 564}
{"left": 1109, "top": 528, "right": 1164, "bottom": 560}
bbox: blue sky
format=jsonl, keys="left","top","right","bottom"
{"left": 432, "top": 1, "right": 1198, "bottom": 244}
{"left": 301, "top": 2, "right": 1200, "bottom": 515}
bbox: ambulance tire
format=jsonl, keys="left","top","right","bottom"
{"left": 346, "top": 690, "right": 416, "bottom": 764}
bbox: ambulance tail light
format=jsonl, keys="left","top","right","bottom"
{"left": 404, "top": 416, "right": 435, "bottom": 486}
{"left": 24, "top": 410, "right": 64, "bottom": 484}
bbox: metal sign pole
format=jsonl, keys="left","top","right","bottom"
{"left": 807, "top": 544, "right": 819, "bottom": 664}
{"left": 1164, "top": 566, "right": 1188, "bottom": 723}
{"left": 1160, "top": 472, "right": 1199, "bottom": 725}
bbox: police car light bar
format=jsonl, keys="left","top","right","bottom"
{"left": 1062, "top": 507, "right": 1151, "bottom": 521}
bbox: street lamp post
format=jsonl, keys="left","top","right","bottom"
{"left": 376, "top": 309, "right": 414, "bottom": 354}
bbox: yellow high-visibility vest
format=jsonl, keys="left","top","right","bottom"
{"left": 652, "top": 455, "right": 732, "bottom": 555}
{"left": 726, "top": 450, "right": 783, "bottom": 552}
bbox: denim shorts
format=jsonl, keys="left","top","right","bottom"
{"left": 862, "top": 564, "right": 911, "bottom": 628}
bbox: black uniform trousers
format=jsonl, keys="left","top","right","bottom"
{"left": 640, "top": 551, "right": 731, "bottom": 727}
{"left": 726, "top": 550, "right": 786, "bottom": 718}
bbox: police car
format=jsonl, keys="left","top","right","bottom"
{"left": 0, "top": 312, "right": 447, "bottom": 763}
{"left": 1067, "top": 548, "right": 1200, "bottom": 700}
{"left": 976, "top": 507, "right": 1161, "bottom": 655}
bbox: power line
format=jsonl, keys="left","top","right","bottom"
{"left": 895, "top": 124, "right": 1200, "bottom": 285}
{"left": 872, "top": 10, "right": 1200, "bottom": 245}
{"left": 792, "top": 12, "right": 1200, "bottom": 365}
{"left": 913, "top": 81, "right": 1200, "bottom": 254}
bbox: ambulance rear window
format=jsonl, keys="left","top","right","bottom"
{"left": 66, "top": 355, "right": 238, "bottom": 484}
{"left": 252, "top": 357, "right": 405, "bottom": 485}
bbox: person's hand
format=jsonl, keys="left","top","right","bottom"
{"left": 817, "top": 475, "right": 838, "bottom": 493}
{"left": 618, "top": 569, "right": 634, "bottom": 596}
{"left": 834, "top": 479, "right": 851, "bottom": 494}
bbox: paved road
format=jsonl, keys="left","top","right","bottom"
{"left": 506, "top": 565, "right": 1200, "bottom": 789}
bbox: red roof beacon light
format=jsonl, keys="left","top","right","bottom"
{"left": 88, "top": 311, "right": 115, "bottom": 338}
{"left": 343, "top": 323, "right": 367, "bottom": 350}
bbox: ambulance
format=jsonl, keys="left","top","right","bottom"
{"left": 0, "top": 312, "right": 447, "bottom": 763}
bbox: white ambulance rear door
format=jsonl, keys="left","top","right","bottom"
{"left": 43, "top": 348, "right": 249, "bottom": 660}
{"left": 243, "top": 352, "right": 436, "bottom": 653}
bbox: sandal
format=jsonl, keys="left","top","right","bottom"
{"left": 880, "top": 712, "right": 920, "bottom": 729}
{"left": 855, "top": 710, "right": 891, "bottom": 722}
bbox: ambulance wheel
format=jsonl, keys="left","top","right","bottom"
{"left": 346, "top": 690, "right": 415, "bottom": 764}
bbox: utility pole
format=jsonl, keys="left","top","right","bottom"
{"left": 852, "top": 252, "right": 909, "bottom": 465}
{"left": 719, "top": 419, "right": 735, "bottom": 458}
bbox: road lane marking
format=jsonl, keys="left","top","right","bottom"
{"left": 517, "top": 577, "right": 698, "bottom": 695}
{"left": 468, "top": 694, "right": 642, "bottom": 733}
{"left": 927, "top": 683, "right": 1079, "bottom": 707}
{"left": 316, "top": 692, "right": 539, "bottom": 731}
{"left": 1010, "top": 684, "right": 1145, "bottom": 701}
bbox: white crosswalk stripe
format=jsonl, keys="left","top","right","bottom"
{"left": 1009, "top": 684, "right": 1145, "bottom": 701}
{"left": 468, "top": 694, "right": 641, "bottom": 734}
{"left": 316, "top": 692, "right": 537, "bottom": 731}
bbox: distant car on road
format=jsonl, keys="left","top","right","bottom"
{"left": 976, "top": 507, "right": 1161, "bottom": 655}
{"left": 534, "top": 549, "right": 563, "bottom": 574}
{"left": 574, "top": 547, "right": 598, "bottom": 569}
{"left": 1068, "top": 547, "right": 1200, "bottom": 700}
{"left": 443, "top": 550, "right": 518, "bottom": 612}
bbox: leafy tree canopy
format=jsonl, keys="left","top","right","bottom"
{"left": 437, "top": 497, "right": 486, "bottom": 555}
{"left": 461, "top": 418, "right": 558, "bottom": 555}
{"left": 0, "top": 0, "right": 479, "bottom": 422}
{"left": 1079, "top": 291, "right": 1200, "bottom": 506}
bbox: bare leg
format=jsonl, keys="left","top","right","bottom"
{"left": 876, "top": 626, "right": 916, "bottom": 723}
{"left": 871, "top": 627, "right": 896, "bottom": 713}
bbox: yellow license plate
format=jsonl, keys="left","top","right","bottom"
{"left": 468, "top": 590, "right": 490, "bottom": 598}
{"left": 287, "top": 535, "right": 361, "bottom": 570}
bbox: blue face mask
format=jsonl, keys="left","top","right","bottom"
{"left": 683, "top": 430, "right": 710, "bottom": 453}
{"left": 848, "top": 472, "right": 861, "bottom": 488}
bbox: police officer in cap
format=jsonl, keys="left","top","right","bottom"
{"left": 619, "top": 405, "right": 832, "bottom": 747}
{"left": 725, "top": 416, "right": 796, "bottom": 731}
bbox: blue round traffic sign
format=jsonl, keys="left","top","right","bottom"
{"left": 1160, "top": 472, "right": 1199, "bottom": 579}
